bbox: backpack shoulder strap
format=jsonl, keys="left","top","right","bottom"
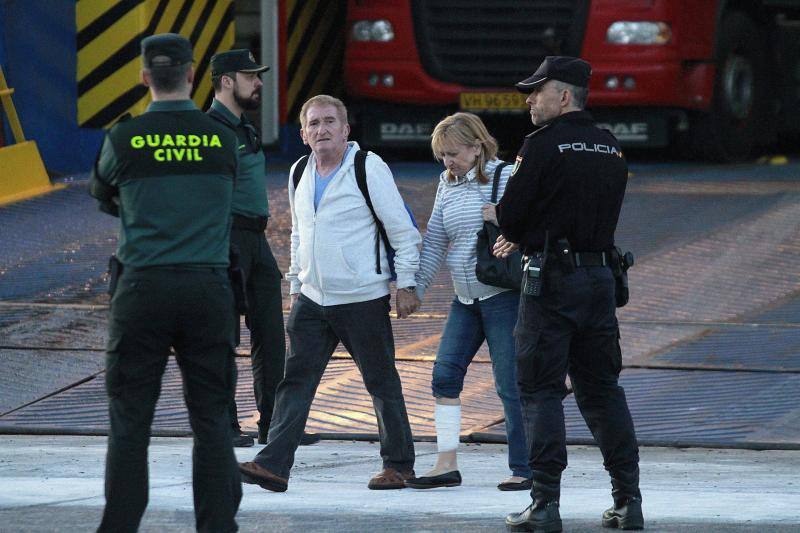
{"left": 354, "top": 149, "right": 369, "bottom": 197}
{"left": 291, "top": 155, "right": 310, "bottom": 191}
{"left": 491, "top": 161, "right": 510, "bottom": 203}
{"left": 353, "top": 149, "right": 389, "bottom": 275}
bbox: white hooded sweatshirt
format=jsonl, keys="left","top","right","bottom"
{"left": 287, "top": 142, "right": 421, "bottom": 306}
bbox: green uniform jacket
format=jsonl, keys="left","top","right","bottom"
{"left": 89, "top": 99, "right": 239, "bottom": 268}
{"left": 208, "top": 98, "right": 268, "bottom": 218}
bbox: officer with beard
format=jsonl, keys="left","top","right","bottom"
{"left": 207, "top": 50, "right": 309, "bottom": 448}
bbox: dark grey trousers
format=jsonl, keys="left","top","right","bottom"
{"left": 253, "top": 294, "right": 415, "bottom": 478}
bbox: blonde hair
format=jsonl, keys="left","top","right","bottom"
{"left": 299, "top": 94, "right": 348, "bottom": 128}
{"left": 430, "top": 112, "right": 498, "bottom": 184}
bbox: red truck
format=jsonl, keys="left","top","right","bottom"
{"left": 344, "top": 0, "right": 800, "bottom": 162}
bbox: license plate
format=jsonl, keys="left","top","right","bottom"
{"left": 460, "top": 92, "right": 528, "bottom": 112}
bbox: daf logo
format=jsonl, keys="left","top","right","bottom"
{"left": 597, "top": 122, "right": 648, "bottom": 142}
{"left": 380, "top": 122, "right": 431, "bottom": 141}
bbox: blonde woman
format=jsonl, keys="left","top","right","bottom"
{"left": 405, "top": 113, "right": 531, "bottom": 490}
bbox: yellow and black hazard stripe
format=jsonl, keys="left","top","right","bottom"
{"left": 76, "top": 0, "right": 234, "bottom": 129}
{"left": 285, "top": 0, "right": 346, "bottom": 124}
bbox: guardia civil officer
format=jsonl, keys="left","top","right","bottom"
{"left": 90, "top": 33, "right": 241, "bottom": 532}
{"left": 206, "top": 49, "right": 292, "bottom": 448}
{"left": 492, "top": 57, "right": 643, "bottom": 532}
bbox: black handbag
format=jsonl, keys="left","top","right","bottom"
{"left": 475, "top": 162, "right": 523, "bottom": 290}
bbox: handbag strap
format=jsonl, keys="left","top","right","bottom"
{"left": 491, "top": 161, "right": 510, "bottom": 203}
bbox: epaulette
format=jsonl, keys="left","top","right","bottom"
{"left": 107, "top": 112, "right": 133, "bottom": 133}
{"left": 599, "top": 126, "right": 620, "bottom": 143}
{"left": 206, "top": 107, "right": 237, "bottom": 129}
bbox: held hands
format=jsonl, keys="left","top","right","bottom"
{"left": 396, "top": 289, "right": 421, "bottom": 319}
{"left": 492, "top": 235, "right": 519, "bottom": 258}
{"left": 481, "top": 203, "right": 499, "bottom": 225}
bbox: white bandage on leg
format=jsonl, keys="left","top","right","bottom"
{"left": 435, "top": 403, "right": 461, "bottom": 453}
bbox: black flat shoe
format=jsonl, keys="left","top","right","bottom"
{"left": 404, "top": 470, "right": 462, "bottom": 489}
{"left": 498, "top": 478, "right": 533, "bottom": 491}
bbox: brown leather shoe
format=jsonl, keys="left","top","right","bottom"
{"left": 238, "top": 461, "right": 288, "bottom": 492}
{"left": 367, "top": 467, "right": 415, "bottom": 490}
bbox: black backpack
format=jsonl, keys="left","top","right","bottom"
{"left": 291, "top": 150, "right": 417, "bottom": 280}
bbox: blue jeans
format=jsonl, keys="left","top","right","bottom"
{"left": 431, "top": 291, "right": 531, "bottom": 478}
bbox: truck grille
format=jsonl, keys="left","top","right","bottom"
{"left": 411, "top": 0, "right": 588, "bottom": 87}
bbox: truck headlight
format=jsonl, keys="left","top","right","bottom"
{"left": 351, "top": 20, "right": 395, "bottom": 42}
{"left": 606, "top": 21, "right": 671, "bottom": 45}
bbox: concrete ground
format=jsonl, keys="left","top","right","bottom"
{"left": 0, "top": 436, "right": 798, "bottom": 532}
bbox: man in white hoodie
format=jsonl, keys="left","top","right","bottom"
{"left": 239, "top": 94, "right": 421, "bottom": 492}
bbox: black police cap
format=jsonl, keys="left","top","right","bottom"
{"left": 515, "top": 56, "right": 591, "bottom": 92}
{"left": 141, "top": 33, "right": 193, "bottom": 68}
{"left": 210, "top": 49, "right": 270, "bottom": 76}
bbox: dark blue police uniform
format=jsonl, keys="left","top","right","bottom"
{"left": 499, "top": 56, "right": 642, "bottom": 532}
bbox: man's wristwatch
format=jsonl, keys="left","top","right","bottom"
{"left": 398, "top": 286, "right": 416, "bottom": 294}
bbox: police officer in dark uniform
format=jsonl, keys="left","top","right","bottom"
{"left": 90, "top": 33, "right": 241, "bottom": 532}
{"left": 206, "top": 49, "right": 285, "bottom": 448}
{"left": 493, "top": 57, "right": 643, "bottom": 531}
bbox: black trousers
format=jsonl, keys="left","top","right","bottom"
{"left": 515, "top": 265, "right": 639, "bottom": 498}
{"left": 254, "top": 294, "right": 415, "bottom": 479}
{"left": 98, "top": 269, "right": 241, "bottom": 533}
{"left": 229, "top": 226, "right": 285, "bottom": 434}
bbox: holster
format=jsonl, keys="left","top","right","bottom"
{"left": 228, "top": 245, "right": 249, "bottom": 315}
{"left": 107, "top": 255, "right": 122, "bottom": 296}
{"left": 609, "top": 247, "right": 634, "bottom": 308}
{"left": 555, "top": 237, "right": 576, "bottom": 274}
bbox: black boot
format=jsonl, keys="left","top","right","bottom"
{"left": 505, "top": 501, "right": 561, "bottom": 532}
{"left": 505, "top": 470, "right": 562, "bottom": 532}
{"left": 602, "top": 467, "right": 643, "bottom": 530}
{"left": 299, "top": 432, "right": 321, "bottom": 446}
{"left": 257, "top": 421, "right": 269, "bottom": 445}
{"left": 232, "top": 431, "right": 254, "bottom": 447}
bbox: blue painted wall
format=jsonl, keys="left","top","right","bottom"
{"left": 0, "top": 4, "right": 5, "bottom": 148}
{"left": 0, "top": 1, "right": 103, "bottom": 174}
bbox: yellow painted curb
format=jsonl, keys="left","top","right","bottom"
{"left": 0, "top": 140, "right": 62, "bottom": 206}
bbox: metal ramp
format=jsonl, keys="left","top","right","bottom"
{"left": 2, "top": 163, "right": 800, "bottom": 449}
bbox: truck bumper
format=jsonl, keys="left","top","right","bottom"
{"left": 590, "top": 107, "right": 688, "bottom": 148}
{"left": 352, "top": 100, "right": 686, "bottom": 150}
{"left": 350, "top": 101, "right": 451, "bottom": 148}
